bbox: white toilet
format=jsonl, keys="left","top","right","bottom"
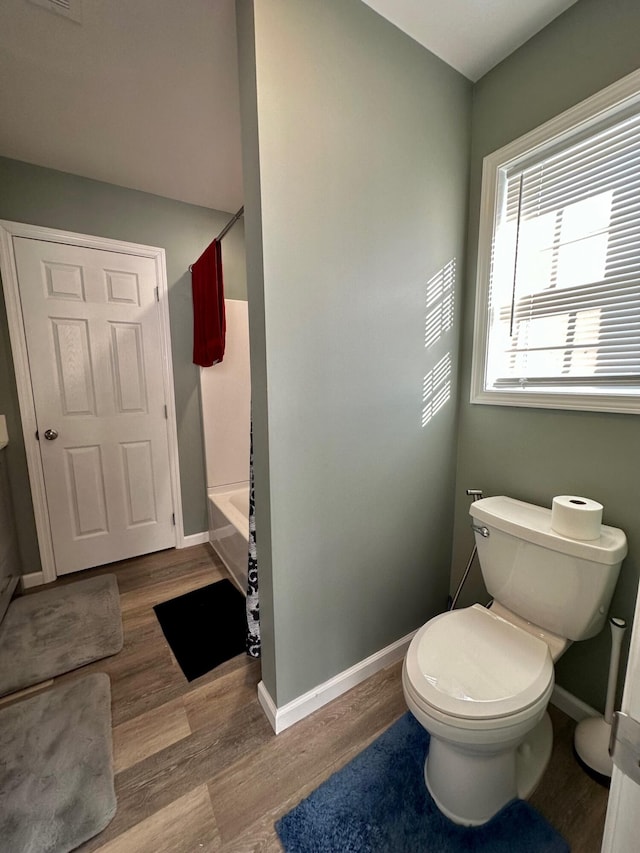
{"left": 402, "top": 495, "right": 627, "bottom": 826}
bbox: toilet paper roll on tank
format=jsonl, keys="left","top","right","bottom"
{"left": 551, "top": 495, "right": 603, "bottom": 540}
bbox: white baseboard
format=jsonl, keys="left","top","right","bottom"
{"left": 551, "top": 683, "right": 599, "bottom": 722}
{"left": 257, "top": 681, "right": 279, "bottom": 732}
{"left": 255, "top": 631, "right": 597, "bottom": 735}
{"left": 20, "top": 571, "right": 45, "bottom": 590}
{"left": 178, "top": 531, "right": 210, "bottom": 548}
{"left": 258, "top": 630, "right": 416, "bottom": 735}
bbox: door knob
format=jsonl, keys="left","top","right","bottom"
{"left": 43, "top": 429, "right": 58, "bottom": 441}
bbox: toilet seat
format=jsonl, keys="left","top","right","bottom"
{"left": 404, "top": 604, "right": 554, "bottom": 726}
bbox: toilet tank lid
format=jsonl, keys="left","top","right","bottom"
{"left": 469, "top": 496, "right": 627, "bottom": 565}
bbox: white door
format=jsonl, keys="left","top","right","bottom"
{"left": 13, "top": 237, "right": 176, "bottom": 575}
{"left": 601, "top": 581, "right": 640, "bottom": 850}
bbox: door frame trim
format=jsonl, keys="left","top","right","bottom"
{"left": 0, "top": 220, "right": 184, "bottom": 582}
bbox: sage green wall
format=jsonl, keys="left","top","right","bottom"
{"left": 236, "top": 0, "right": 277, "bottom": 694}
{"left": 238, "top": 0, "right": 471, "bottom": 706}
{"left": 454, "top": 0, "right": 640, "bottom": 712}
{"left": 0, "top": 156, "right": 246, "bottom": 573}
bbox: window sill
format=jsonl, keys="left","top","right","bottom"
{"left": 470, "top": 387, "right": 640, "bottom": 415}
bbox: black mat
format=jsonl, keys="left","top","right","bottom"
{"left": 153, "top": 579, "right": 246, "bottom": 681}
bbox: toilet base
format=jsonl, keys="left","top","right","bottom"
{"left": 425, "top": 712, "right": 553, "bottom": 826}
{"left": 516, "top": 710, "right": 553, "bottom": 800}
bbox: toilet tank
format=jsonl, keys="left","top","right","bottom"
{"left": 469, "top": 496, "right": 627, "bottom": 641}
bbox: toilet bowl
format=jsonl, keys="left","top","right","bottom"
{"left": 403, "top": 604, "right": 555, "bottom": 825}
{"left": 402, "top": 495, "right": 627, "bottom": 827}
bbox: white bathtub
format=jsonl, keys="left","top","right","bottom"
{"left": 208, "top": 484, "right": 249, "bottom": 594}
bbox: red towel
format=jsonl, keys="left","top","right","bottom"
{"left": 192, "top": 238, "right": 226, "bottom": 366}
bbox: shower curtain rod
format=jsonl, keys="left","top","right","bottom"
{"left": 216, "top": 205, "right": 244, "bottom": 242}
{"left": 188, "top": 206, "right": 244, "bottom": 272}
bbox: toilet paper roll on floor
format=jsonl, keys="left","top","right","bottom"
{"left": 551, "top": 495, "right": 603, "bottom": 540}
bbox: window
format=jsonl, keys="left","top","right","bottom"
{"left": 471, "top": 70, "right": 640, "bottom": 414}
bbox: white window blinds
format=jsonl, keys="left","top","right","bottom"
{"left": 484, "top": 98, "right": 640, "bottom": 400}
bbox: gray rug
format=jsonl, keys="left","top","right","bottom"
{"left": 0, "top": 574, "right": 123, "bottom": 697}
{"left": 0, "top": 672, "right": 117, "bottom": 852}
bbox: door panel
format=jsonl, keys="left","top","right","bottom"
{"left": 51, "top": 317, "right": 97, "bottom": 415}
{"left": 65, "top": 445, "right": 109, "bottom": 537}
{"left": 14, "top": 237, "right": 175, "bottom": 574}
{"left": 120, "top": 440, "right": 157, "bottom": 527}
{"left": 111, "top": 322, "right": 147, "bottom": 413}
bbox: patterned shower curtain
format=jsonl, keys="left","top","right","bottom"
{"left": 246, "top": 422, "right": 260, "bottom": 657}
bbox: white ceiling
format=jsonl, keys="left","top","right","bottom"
{"left": 0, "top": 0, "right": 243, "bottom": 212}
{"left": 0, "top": 0, "right": 577, "bottom": 214}
{"left": 362, "top": 0, "right": 578, "bottom": 82}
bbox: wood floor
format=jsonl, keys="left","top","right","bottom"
{"left": 11, "top": 545, "right": 609, "bottom": 852}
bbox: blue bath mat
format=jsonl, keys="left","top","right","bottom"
{"left": 276, "top": 712, "right": 569, "bottom": 853}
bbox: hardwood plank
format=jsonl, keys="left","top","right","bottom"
{"left": 113, "top": 697, "right": 192, "bottom": 773}
{"left": 220, "top": 814, "right": 285, "bottom": 853}
{"left": 39, "top": 545, "right": 223, "bottom": 596}
{"left": 107, "top": 659, "right": 187, "bottom": 727}
{"left": 116, "top": 700, "right": 273, "bottom": 816}
{"left": 531, "top": 704, "right": 608, "bottom": 852}
{"left": 183, "top": 657, "right": 261, "bottom": 733}
{"left": 208, "top": 662, "right": 406, "bottom": 846}
{"left": 30, "top": 544, "right": 608, "bottom": 853}
{"left": 118, "top": 564, "right": 223, "bottom": 615}
{"left": 81, "top": 701, "right": 274, "bottom": 850}
{"left": 52, "top": 622, "right": 186, "bottom": 727}
{"left": 91, "top": 785, "right": 221, "bottom": 853}
{"left": 111, "top": 543, "right": 223, "bottom": 579}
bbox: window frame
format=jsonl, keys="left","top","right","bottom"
{"left": 471, "top": 67, "right": 640, "bottom": 415}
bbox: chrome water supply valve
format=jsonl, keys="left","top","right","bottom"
{"left": 449, "top": 489, "right": 484, "bottom": 611}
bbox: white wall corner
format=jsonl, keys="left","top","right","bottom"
{"left": 257, "top": 681, "right": 279, "bottom": 732}
{"left": 178, "top": 531, "right": 211, "bottom": 548}
{"left": 257, "top": 630, "right": 416, "bottom": 735}
{"left": 20, "top": 571, "right": 45, "bottom": 591}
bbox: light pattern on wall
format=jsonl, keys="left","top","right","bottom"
{"left": 422, "top": 259, "right": 455, "bottom": 428}
{"left": 425, "top": 259, "right": 455, "bottom": 349}
{"left": 422, "top": 353, "right": 452, "bottom": 427}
